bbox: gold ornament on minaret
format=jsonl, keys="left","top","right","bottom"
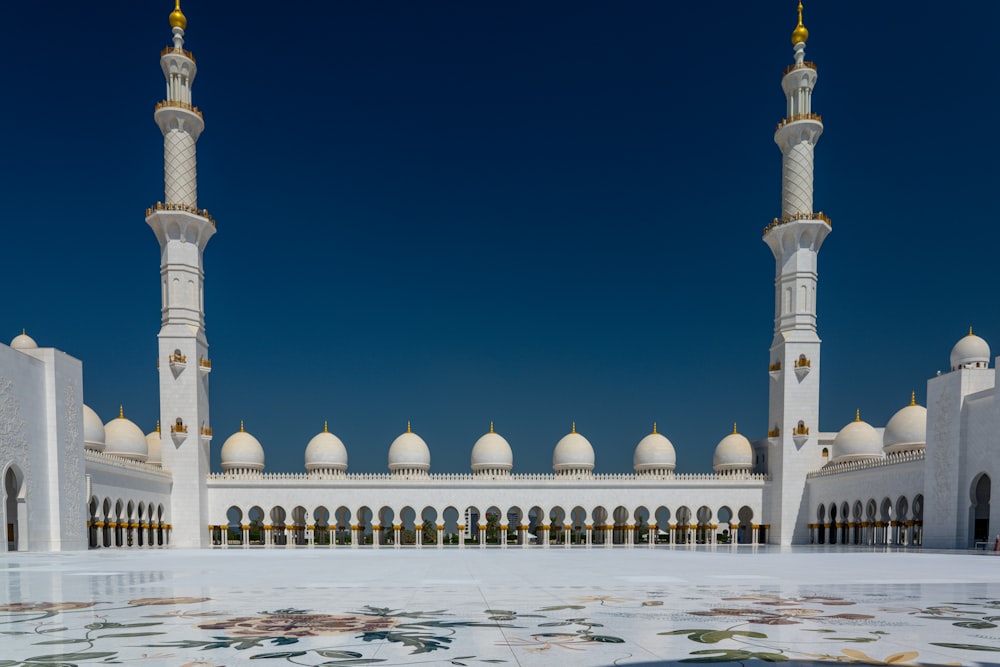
{"left": 791, "top": 1, "right": 809, "bottom": 45}
{"left": 170, "top": 0, "right": 187, "bottom": 31}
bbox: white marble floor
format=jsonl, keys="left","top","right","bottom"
{"left": 2, "top": 547, "right": 1000, "bottom": 665}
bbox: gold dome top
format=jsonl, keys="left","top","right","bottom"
{"left": 791, "top": 2, "right": 809, "bottom": 45}
{"left": 169, "top": 0, "right": 187, "bottom": 31}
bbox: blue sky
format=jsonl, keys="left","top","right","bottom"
{"left": 3, "top": 1, "right": 997, "bottom": 474}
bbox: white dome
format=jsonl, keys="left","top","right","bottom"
{"left": 220, "top": 425, "right": 265, "bottom": 472}
{"left": 305, "top": 425, "right": 348, "bottom": 472}
{"left": 10, "top": 330, "right": 37, "bottom": 351}
{"left": 145, "top": 428, "right": 162, "bottom": 466}
{"left": 83, "top": 404, "right": 106, "bottom": 452}
{"left": 553, "top": 426, "right": 595, "bottom": 473}
{"left": 633, "top": 427, "right": 676, "bottom": 472}
{"left": 951, "top": 330, "right": 990, "bottom": 370}
{"left": 388, "top": 426, "right": 430, "bottom": 472}
{"left": 713, "top": 429, "right": 753, "bottom": 472}
{"left": 104, "top": 409, "right": 148, "bottom": 462}
{"left": 831, "top": 414, "right": 883, "bottom": 464}
{"left": 883, "top": 399, "right": 927, "bottom": 454}
{"left": 471, "top": 427, "right": 513, "bottom": 472}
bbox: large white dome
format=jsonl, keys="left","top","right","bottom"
{"left": 951, "top": 330, "right": 990, "bottom": 370}
{"left": 553, "top": 426, "right": 595, "bottom": 473}
{"left": 10, "top": 330, "right": 37, "bottom": 351}
{"left": 145, "top": 427, "right": 162, "bottom": 466}
{"left": 305, "top": 424, "right": 348, "bottom": 472}
{"left": 471, "top": 426, "right": 513, "bottom": 472}
{"left": 220, "top": 424, "right": 265, "bottom": 472}
{"left": 83, "top": 404, "right": 106, "bottom": 452}
{"left": 831, "top": 413, "right": 883, "bottom": 464}
{"left": 104, "top": 408, "right": 148, "bottom": 462}
{"left": 713, "top": 428, "right": 753, "bottom": 472}
{"left": 388, "top": 425, "right": 430, "bottom": 472}
{"left": 633, "top": 426, "right": 676, "bottom": 473}
{"left": 883, "top": 397, "right": 927, "bottom": 454}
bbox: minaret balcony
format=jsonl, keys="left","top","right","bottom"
{"left": 155, "top": 99, "right": 203, "bottom": 120}
{"left": 168, "top": 352, "right": 187, "bottom": 372}
{"left": 775, "top": 112, "right": 823, "bottom": 132}
{"left": 782, "top": 61, "right": 816, "bottom": 76}
{"left": 762, "top": 211, "right": 832, "bottom": 236}
{"left": 792, "top": 424, "right": 810, "bottom": 446}
{"left": 767, "top": 427, "right": 781, "bottom": 440}
{"left": 146, "top": 202, "right": 216, "bottom": 228}
{"left": 769, "top": 361, "right": 782, "bottom": 381}
{"left": 170, "top": 421, "right": 188, "bottom": 443}
{"left": 793, "top": 355, "right": 811, "bottom": 381}
{"left": 199, "top": 357, "right": 212, "bottom": 374}
{"left": 160, "top": 45, "right": 196, "bottom": 63}
{"left": 200, "top": 426, "right": 213, "bottom": 441}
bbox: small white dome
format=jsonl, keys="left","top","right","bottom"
{"left": 305, "top": 424, "right": 348, "bottom": 472}
{"left": 471, "top": 426, "right": 513, "bottom": 472}
{"left": 388, "top": 425, "right": 430, "bottom": 472}
{"left": 713, "top": 429, "right": 753, "bottom": 472}
{"left": 553, "top": 426, "right": 595, "bottom": 473}
{"left": 883, "top": 397, "right": 927, "bottom": 454}
{"left": 633, "top": 427, "right": 676, "bottom": 472}
{"left": 104, "top": 408, "right": 148, "bottom": 462}
{"left": 145, "top": 428, "right": 162, "bottom": 466}
{"left": 10, "top": 330, "right": 37, "bottom": 351}
{"left": 220, "top": 424, "right": 265, "bottom": 472}
{"left": 83, "top": 404, "right": 106, "bottom": 452}
{"left": 831, "top": 413, "right": 883, "bottom": 464}
{"left": 951, "top": 330, "right": 990, "bottom": 370}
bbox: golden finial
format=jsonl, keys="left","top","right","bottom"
{"left": 156, "top": 420, "right": 161, "bottom": 433}
{"left": 240, "top": 420, "right": 245, "bottom": 432}
{"left": 571, "top": 421, "right": 576, "bottom": 434}
{"left": 119, "top": 405, "right": 124, "bottom": 419}
{"left": 969, "top": 326, "right": 974, "bottom": 336}
{"left": 490, "top": 421, "right": 494, "bottom": 434}
{"left": 910, "top": 391, "right": 916, "bottom": 406}
{"left": 791, "top": 1, "right": 809, "bottom": 45}
{"left": 652, "top": 421, "right": 657, "bottom": 434}
{"left": 323, "top": 420, "right": 329, "bottom": 433}
{"left": 854, "top": 409, "right": 861, "bottom": 422}
{"left": 733, "top": 422, "right": 738, "bottom": 434}
{"left": 407, "top": 421, "right": 412, "bottom": 434}
{"left": 21, "top": 328, "right": 25, "bottom": 336}
{"left": 169, "top": 0, "right": 187, "bottom": 31}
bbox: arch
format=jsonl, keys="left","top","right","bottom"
{"left": 675, "top": 506, "right": 692, "bottom": 544}
{"left": 291, "top": 506, "right": 308, "bottom": 546}
{"left": 549, "top": 506, "right": 566, "bottom": 544}
{"left": 442, "top": 506, "right": 460, "bottom": 545}
{"left": 737, "top": 505, "right": 754, "bottom": 544}
{"left": 3, "top": 465, "right": 25, "bottom": 552}
{"left": 912, "top": 494, "right": 924, "bottom": 546}
{"left": 269, "top": 506, "right": 288, "bottom": 546}
{"left": 399, "top": 506, "right": 417, "bottom": 545}
{"left": 717, "top": 506, "right": 734, "bottom": 544}
{"left": 527, "top": 505, "right": 544, "bottom": 544}
{"left": 334, "top": 506, "right": 351, "bottom": 545}
{"left": 378, "top": 506, "right": 395, "bottom": 544}
{"left": 484, "top": 506, "right": 502, "bottom": 545}
{"left": 591, "top": 506, "right": 608, "bottom": 545}
{"left": 226, "top": 506, "right": 243, "bottom": 545}
{"left": 354, "top": 506, "right": 373, "bottom": 545}
{"left": 612, "top": 505, "right": 630, "bottom": 545}
{"left": 696, "top": 505, "right": 713, "bottom": 545}
{"left": 420, "top": 506, "right": 438, "bottom": 545}
{"left": 312, "top": 506, "right": 330, "bottom": 545}
{"left": 247, "top": 506, "right": 265, "bottom": 546}
{"left": 971, "top": 473, "right": 991, "bottom": 546}
{"left": 633, "top": 506, "right": 651, "bottom": 544}
{"left": 506, "top": 506, "right": 524, "bottom": 545}
{"left": 654, "top": 506, "right": 671, "bottom": 544}
{"left": 463, "top": 505, "right": 481, "bottom": 544}
{"left": 570, "top": 505, "right": 587, "bottom": 545}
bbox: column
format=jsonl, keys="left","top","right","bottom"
{"left": 500, "top": 525, "right": 508, "bottom": 548}
{"left": 520, "top": 524, "right": 529, "bottom": 547}
{"left": 479, "top": 526, "right": 486, "bottom": 548}
{"left": 751, "top": 524, "right": 760, "bottom": 545}
{"left": 647, "top": 523, "right": 657, "bottom": 548}
{"left": 541, "top": 524, "right": 550, "bottom": 548}
{"left": 437, "top": 525, "right": 444, "bottom": 548}
{"left": 458, "top": 524, "right": 466, "bottom": 548}
{"left": 585, "top": 524, "right": 592, "bottom": 547}
{"left": 372, "top": 524, "right": 381, "bottom": 548}
{"left": 393, "top": 524, "right": 401, "bottom": 548}
{"left": 626, "top": 523, "right": 634, "bottom": 546}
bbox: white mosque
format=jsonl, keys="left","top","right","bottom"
{"left": 0, "top": 3, "right": 994, "bottom": 553}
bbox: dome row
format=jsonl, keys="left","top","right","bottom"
{"left": 829, "top": 398, "right": 927, "bottom": 465}
{"left": 219, "top": 421, "right": 755, "bottom": 475}
{"left": 83, "top": 405, "right": 161, "bottom": 466}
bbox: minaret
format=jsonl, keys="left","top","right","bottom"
{"left": 145, "top": 0, "right": 215, "bottom": 548}
{"left": 763, "top": 2, "right": 831, "bottom": 545}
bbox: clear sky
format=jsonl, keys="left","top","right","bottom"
{"left": 4, "top": 1, "right": 997, "bottom": 475}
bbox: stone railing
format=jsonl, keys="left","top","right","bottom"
{"left": 146, "top": 201, "right": 216, "bottom": 227}
{"left": 207, "top": 470, "right": 769, "bottom": 484}
{"left": 783, "top": 61, "right": 816, "bottom": 76}
{"left": 806, "top": 449, "right": 925, "bottom": 479}
{"left": 775, "top": 112, "right": 823, "bottom": 131}
{"left": 764, "top": 211, "right": 832, "bottom": 235}
{"left": 155, "top": 99, "right": 204, "bottom": 119}
{"left": 85, "top": 450, "right": 171, "bottom": 478}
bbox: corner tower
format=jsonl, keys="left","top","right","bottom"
{"left": 145, "top": 1, "right": 215, "bottom": 548}
{"left": 763, "top": 2, "right": 831, "bottom": 545}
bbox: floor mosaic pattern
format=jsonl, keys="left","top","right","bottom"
{"left": 2, "top": 548, "right": 1000, "bottom": 665}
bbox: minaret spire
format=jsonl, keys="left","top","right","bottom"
{"left": 146, "top": 2, "right": 215, "bottom": 548}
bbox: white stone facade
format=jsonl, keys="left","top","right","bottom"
{"left": 0, "top": 5, "right": 996, "bottom": 553}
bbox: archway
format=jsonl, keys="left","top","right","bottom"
{"left": 696, "top": 506, "right": 712, "bottom": 544}
{"left": 442, "top": 506, "right": 460, "bottom": 545}
{"left": 248, "top": 506, "right": 266, "bottom": 546}
{"left": 335, "top": 506, "right": 352, "bottom": 545}
{"left": 312, "top": 506, "right": 329, "bottom": 545}
{"left": 485, "top": 506, "right": 502, "bottom": 544}
{"left": 4, "top": 467, "right": 25, "bottom": 552}
{"left": 828, "top": 503, "right": 838, "bottom": 545}
{"left": 654, "top": 506, "right": 671, "bottom": 544}
{"left": 971, "top": 473, "right": 991, "bottom": 545}
{"left": 675, "top": 506, "right": 691, "bottom": 544}
{"left": 269, "top": 506, "right": 287, "bottom": 545}
{"left": 634, "top": 506, "right": 651, "bottom": 544}
{"left": 421, "top": 507, "right": 438, "bottom": 545}
{"left": 737, "top": 506, "right": 754, "bottom": 544}
{"left": 717, "top": 506, "right": 734, "bottom": 544}
{"left": 226, "top": 506, "right": 243, "bottom": 545}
